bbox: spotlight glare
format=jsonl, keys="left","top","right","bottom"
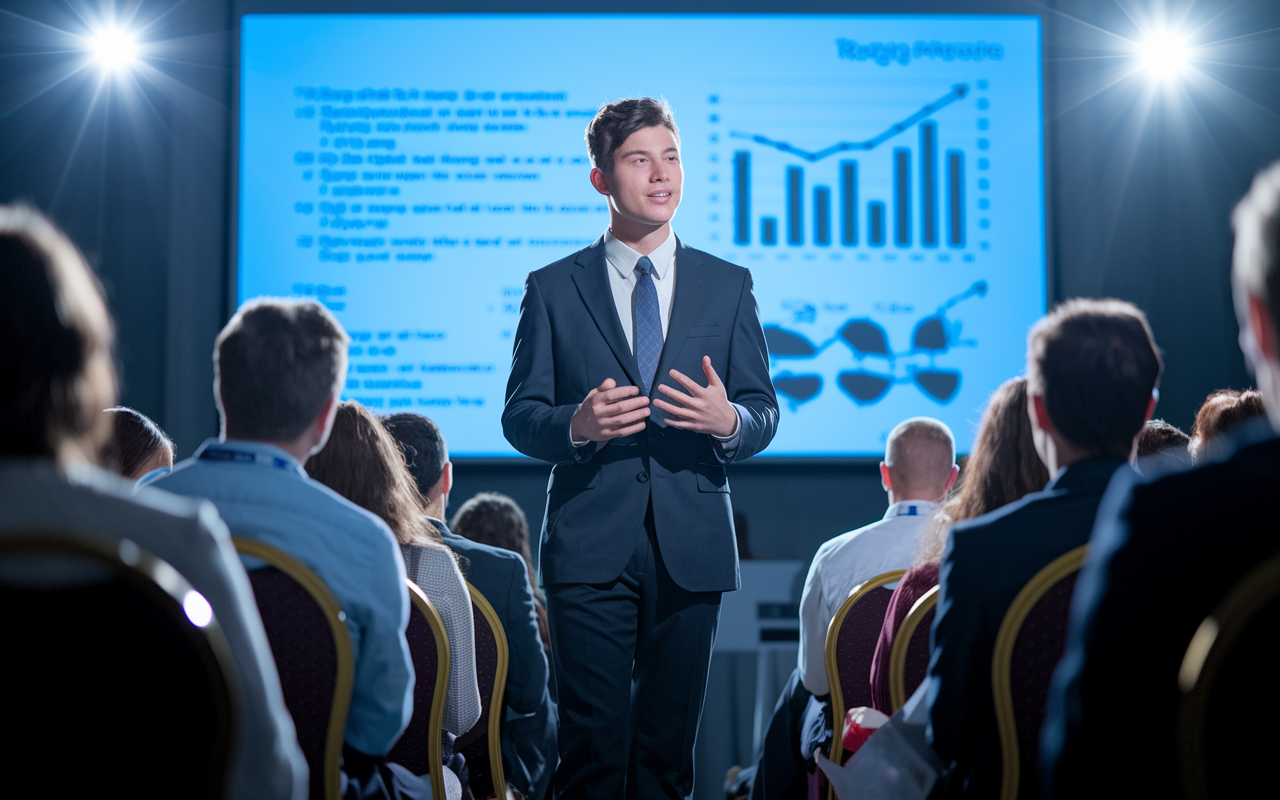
{"left": 90, "top": 27, "right": 139, "bottom": 72}
{"left": 1137, "top": 32, "right": 1189, "bottom": 79}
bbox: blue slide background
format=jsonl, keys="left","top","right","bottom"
{"left": 239, "top": 14, "right": 1045, "bottom": 456}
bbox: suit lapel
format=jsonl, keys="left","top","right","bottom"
{"left": 654, "top": 238, "right": 712, "bottom": 393}
{"left": 572, "top": 237, "right": 643, "bottom": 388}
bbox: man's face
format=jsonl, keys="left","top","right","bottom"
{"left": 595, "top": 125, "right": 682, "bottom": 229}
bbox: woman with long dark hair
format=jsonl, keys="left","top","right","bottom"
{"left": 306, "top": 401, "right": 482, "bottom": 744}
{"left": 868, "top": 377, "right": 1050, "bottom": 712}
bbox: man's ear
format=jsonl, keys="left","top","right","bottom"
{"left": 442, "top": 461, "right": 454, "bottom": 496}
{"left": 313, "top": 394, "right": 337, "bottom": 435}
{"left": 944, "top": 464, "right": 959, "bottom": 496}
{"left": 1144, "top": 391, "right": 1158, "bottom": 424}
{"left": 1030, "top": 394, "right": 1054, "bottom": 434}
{"left": 590, "top": 167, "right": 612, "bottom": 196}
{"left": 879, "top": 461, "right": 892, "bottom": 492}
{"left": 1249, "top": 294, "right": 1279, "bottom": 364}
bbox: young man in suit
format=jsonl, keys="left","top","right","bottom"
{"left": 925, "top": 298, "right": 1161, "bottom": 797}
{"left": 502, "top": 97, "right": 779, "bottom": 799}
{"left": 1040, "top": 163, "right": 1280, "bottom": 799}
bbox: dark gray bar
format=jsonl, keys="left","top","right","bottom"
{"left": 762, "top": 216, "right": 778, "bottom": 245}
{"left": 814, "top": 186, "right": 831, "bottom": 246}
{"left": 787, "top": 166, "right": 803, "bottom": 245}
{"left": 734, "top": 151, "right": 750, "bottom": 245}
{"left": 921, "top": 122, "right": 938, "bottom": 247}
{"left": 947, "top": 149, "right": 964, "bottom": 247}
{"left": 841, "top": 160, "right": 857, "bottom": 246}
{"left": 869, "top": 201, "right": 886, "bottom": 247}
{"left": 894, "top": 147, "right": 911, "bottom": 247}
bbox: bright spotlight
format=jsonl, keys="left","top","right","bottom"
{"left": 90, "top": 27, "right": 138, "bottom": 72}
{"left": 1137, "top": 32, "right": 1189, "bottom": 79}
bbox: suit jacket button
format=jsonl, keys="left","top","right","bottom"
{"left": 636, "top": 471, "right": 650, "bottom": 483}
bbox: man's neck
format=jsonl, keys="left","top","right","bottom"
{"left": 423, "top": 496, "right": 446, "bottom": 523}
{"left": 608, "top": 218, "right": 671, "bottom": 256}
{"left": 886, "top": 491, "right": 939, "bottom": 506}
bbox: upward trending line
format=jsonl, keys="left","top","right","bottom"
{"left": 728, "top": 83, "right": 970, "bottom": 162}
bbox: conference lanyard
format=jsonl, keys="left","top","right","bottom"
{"left": 198, "top": 447, "right": 295, "bottom": 471}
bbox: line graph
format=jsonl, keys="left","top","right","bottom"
{"left": 728, "top": 83, "right": 970, "bottom": 162}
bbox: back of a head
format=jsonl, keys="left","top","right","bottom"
{"left": 1137, "top": 419, "right": 1191, "bottom": 458}
{"left": 450, "top": 492, "right": 532, "bottom": 564}
{"left": 304, "top": 401, "right": 440, "bottom": 547}
{"left": 1232, "top": 161, "right": 1280, "bottom": 356}
{"left": 215, "top": 298, "right": 349, "bottom": 442}
{"left": 0, "top": 203, "right": 116, "bottom": 467}
{"left": 380, "top": 413, "right": 448, "bottom": 499}
{"left": 1190, "top": 389, "right": 1266, "bottom": 461}
{"left": 1026, "top": 298, "right": 1163, "bottom": 459}
{"left": 101, "top": 407, "right": 175, "bottom": 480}
{"left": 884, "top": 417, "right": 955, "bottom": 500}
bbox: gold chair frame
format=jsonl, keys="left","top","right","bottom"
{"left": 888, "top": 584, "right": 940, "bottom": 712}
{"left": 991, "top": 544, "right": 1087, "bottom": 800}
{"left": 466, "top": 581, "right": 509, "bottom": 799}
{"left": 824, "top": 569, "right": 906, "bottom": 773}
{"left": 233, "top": 537, "right": 355, "bottom": 800}
{"left": 1176, "top": 551, "right": 1280, "bottom": 800}
{"left": 405, "top": 579, "right": 452, "bottom": 800}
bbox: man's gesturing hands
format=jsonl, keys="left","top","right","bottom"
{"left": 653, "top": 357, "right": 739, "bottom": 438}
{"left": 570, "top": 378, "right": 651, "bottom": 443}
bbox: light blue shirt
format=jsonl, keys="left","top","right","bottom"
{"left": 154, "top": 438, "right": 415, "bottom": 756}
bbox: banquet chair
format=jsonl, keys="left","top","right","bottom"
{"left": 1177, "top": 551, "right": 1280, "bottom": 800}
{"left": 455, "top": 582, "right": 510, "bottom": 800}
{"left": 234, "top": 537, "right": 354, "bottom": 800}
{"left": 388, "top": 579, "right": 452, "bottom": 800}
{"left": 992, "top": 545, "right": 1087, "bottom": 800}
{"left": 888, "top": 584, "right": 939, "bottom": 713}
{"left": 1, "top": 530, "right": 236, "bottom": 799}
{"left": 822, "top": 568, "right": 905, "bottom": 799}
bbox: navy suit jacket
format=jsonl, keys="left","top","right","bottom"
{"left": 437, "top": 520, "right": 557, "bottom": 800}
{"left": 1040, "top": 420, "right": 1280, "bottom": 799}
{"left": 501, "top": 236, "right": 778, "bottom": 593}
{"left": 926, "top": 458, "right": 1128, "bottom": 797}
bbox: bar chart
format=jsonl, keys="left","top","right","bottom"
{"left": 721, "top": 82, "right": 973, "bottom": 253}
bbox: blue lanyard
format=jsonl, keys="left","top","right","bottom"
{"left": 199, "top": 447, "right": 295, "bottom": 471}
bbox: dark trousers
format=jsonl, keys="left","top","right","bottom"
{"left": 748, "top": 667, "right": 828, "bottom": 800}
{"left": 546, "top": 512, "right": 722, "bottom": 800}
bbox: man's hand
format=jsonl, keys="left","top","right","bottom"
{"left": 570, "top": 378, "right": 651, "bottom": 443}
{"left": 652, "top": 357, "right": 739, "bottom": 438}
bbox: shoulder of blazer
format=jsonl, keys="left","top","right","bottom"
{"left": 528, "top": 236, "right": 605, "bottom": 283}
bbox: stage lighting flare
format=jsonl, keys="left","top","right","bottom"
{"left": 1137, "top": 32, "right": 1189, "bottom": 79}
{"left": 90, "top": 27, "right": 139, "bottom": 71}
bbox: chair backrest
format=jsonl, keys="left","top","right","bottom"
{"left": 0, "top": 530, "right": 237, "bottom": 798}
{"left": 388, "top": 579, "right": 451, "bottom": 800}
{"left": 455, "top": 582, "right": 510, "bottom": 800}
{"left": 888, "top": 584, "right": 939, "bottom": 713}
{"left": 1178, "top": 551, "right": 1280, "bottom": 800}
{"left": 234, "top": 537, "right": 354, "bottom": 800}
{"left": 825, "top": 570, "right": 905, "bottom": 766}
{"left": 992, "top": 545, "right": 1087, "bottom": 800}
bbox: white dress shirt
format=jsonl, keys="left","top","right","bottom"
{"left": 570, "top": 228, "right": 741, "bottom": 446}
{"left": 798, "top": 500, "right": 938, "bottom": 696}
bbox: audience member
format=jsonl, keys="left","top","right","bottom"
{"left": 450, "top": 492, "right": 552, "bottom": 654}
{"left": 101, "top": 406, "right": 175, "bottom": 482}
{"left": 1135, "top": 418, "right": 1193, "bottom": 474}
{"left": 927, "top": 298, "right": 1161, "bottom": 798}
{"left": 739, "top": 418, "right": 958, "bottom": 800}
{"left": 306, "top": 402, "right": 481, "bottom": 753}
{"left": 1041, "top": 163, "right": 1280, "bottom": 799}
{"left": 868, "top": 377, "right": 1050, "bottom": 714}
{"left": 152, "top": 298, "right": 424, "bottom": 797}
{"left": 0, "top": 203, "right": 307, "bottom": 799}
{"left": 1189, "top": 388, "right": 1265, "bottom": 462}
{"left": 383, "top": 413, "right": 558, "bottom": 800}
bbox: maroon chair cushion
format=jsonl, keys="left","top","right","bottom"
{"left": 248, "top": 566, "right": 337, "bottom": 800}
{"left": 901, "top": 605, "right": 935, "bottom": 704}
{"left": 834, "top": 586, "right": 895, "bottom": 710}
{"left": 1009, "top": 570, "right": 1078, "bottom": 798}
{"left": 388, "top": 602, "right": 442, "bottom": 775}
{"left": 458, "top": 599, "right": 501, "bottom": 798}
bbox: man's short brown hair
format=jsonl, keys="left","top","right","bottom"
{"left": 214, "top": 298, "right": 349, "bottom": 442}
{"left": 1026, "top": 298, "right": 1162, "bottom": 459}
{"left": 585, "top": 97, "right": 679, "bottom": 177}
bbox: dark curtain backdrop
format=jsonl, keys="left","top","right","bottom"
{"left": 2, "top": 0, "right": 1277, "bottom": 561}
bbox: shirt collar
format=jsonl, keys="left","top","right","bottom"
{"left": 191, "top": 438, "right": 306, "bottom": 476}
{"left": 603, "top": 228, "right": 676, "bottom": 282}
{"left": 884, "top": 500, "right": 937, "bottom": 520}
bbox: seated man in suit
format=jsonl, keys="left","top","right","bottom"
{"left": 926, "top": 298, "right": 1161, "bottom": 797}
{"left": 383, "top": 413, "right": 558, "bottom": 800}
{"left": 734, "top": 418, "right": 958, "bottom": 800}
{"left": 154, "top": 299, "right": 426, "bottom": 796}
{"left": 1040, "top": 163, "right": 1280, "bottom": 799}
{"left": 0, "top": 204, "right": 308, "bottom": 799}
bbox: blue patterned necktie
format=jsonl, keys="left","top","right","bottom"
{"left": 634, "top": 255, "right": 663, "bottom": 396}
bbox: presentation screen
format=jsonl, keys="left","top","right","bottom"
{"left": 238, "top": 14, "right": 1045, "bottom": 457}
